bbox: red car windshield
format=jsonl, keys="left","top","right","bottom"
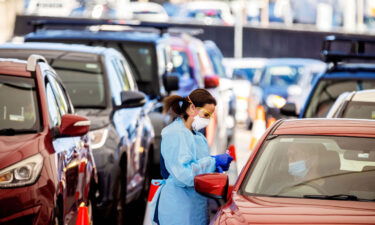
{"left": 0, "top": 74, "right": 41, "bottom": 134}
{"left": 241, "top": 135, "right": 375, "bottom": 201}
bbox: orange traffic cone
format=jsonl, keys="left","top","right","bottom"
{"left": 249, "top": 105, "right": 266, "bottom": 150}
{"left": 76, "top": 202, "right": 90, "bottom": 225}
{"left": 267, "top": 117, "right": 277, "bottom": 128}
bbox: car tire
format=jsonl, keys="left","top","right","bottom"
{"left": 53, "top": 197, "right": 63, "bottom": 225}
{"left": 122, "top": 145, "right": 153, "bottom": 224}
{"left": 113, "top": 162, "right": 127, "bottom": 225}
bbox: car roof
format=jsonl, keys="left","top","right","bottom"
{"left": 265, "top": 58, "right": 325, "bottom": 66}
{"left": 129, "top": 2, "right": 166, "bottom": 12}
{"left": 329, "top": 63, "right": 375, "bottom": 72}
{"left": 223, "top": 57, "right": 268, "bottom": 68}
{"left": 273, "top": 119, "right": 375, "bottom": 138}
{"left": 183, "top": 1, "right": 231, "bottom": 10}
{"left": 0, "top": 42, "right": 107, "bottom": 55}
{"left": 0, "top": 42, "right": 124, "bottom": 63}
{"left": 26, "top": 29, "right": 161, "bottom": 43}
{"left": 0, "top": 59, "right": 32, "bottom": 77}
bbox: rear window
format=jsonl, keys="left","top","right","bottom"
{"left": 342, "top": 101, "right": 375, "bottom": 119}
{"left": 304, "top": 79, "right": 375, "bottom": 118}
{"left": 0, "top": 75, "right": 41, "bottom": 134}
{"left": 51, "top": 60, "right": 106, "bottom": 108}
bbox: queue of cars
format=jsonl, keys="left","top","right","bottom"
{"left": 0, "top": 43, "right": 155, "bottom": 224}
{"left": 0, "top": 18, "right": 237, "bottom": 224}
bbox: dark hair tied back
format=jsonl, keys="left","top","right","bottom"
{"left": 163, "top": 88, "right": 217, "bottom": 120}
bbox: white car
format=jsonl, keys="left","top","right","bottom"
{"left": 177, "top": 1, "right": 234, "bottom": 25}
{"left": 223, "top": 58, "right": 268, "bottom": 125}
{"left": 327, "top": 90, "right": 375, "bottom": 119}
{"left": 129, "top": 2, "right": 169, "bottom": 22}
{"left": 25, "top": 0, "right": 79, "bottom": 17}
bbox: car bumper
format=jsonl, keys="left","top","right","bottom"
{"left": 0, "top": 172, "right": 55, "bottom": 225}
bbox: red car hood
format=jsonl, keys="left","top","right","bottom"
{"left": 214, "top": 193, "right": 375, "bottom": 224}
{"left": 0, "top": 134, "right": 43, "bottom": 170}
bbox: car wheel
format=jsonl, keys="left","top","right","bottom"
{"left": 247, "top": 120, "right": 253, "bottom": 130}
{"left": 113, "top": 164, "right": 127, "bottom": 225}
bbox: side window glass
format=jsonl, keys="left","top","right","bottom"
{"left": 46, "top": 83, "right": 61, "bottom": 127}
{"left": 48, "top": 75, "right": 69, "bottom": 115}
{"left": 112, "top": 58, "right": 130, "bottom": 91}
{"left": 107, "top": 58, "right": 124, "bottom": 106}
{"left": 119, "top": 58, "right": 137, "bottom": 90}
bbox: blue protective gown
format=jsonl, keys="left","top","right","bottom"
{"left": 158, "top": 118, "right": 216, "bottom": 225}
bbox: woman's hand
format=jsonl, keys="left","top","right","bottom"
{"left": 211, "top": 154, "right": 233, "bottom": 172}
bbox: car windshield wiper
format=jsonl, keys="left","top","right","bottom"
{"left": 0, "top": 128, "right": 37, "bottom": 136}
{"left": 303, "top": 194, "right": 359, "bottom": 201}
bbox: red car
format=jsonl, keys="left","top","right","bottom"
{"left": 0, "top": 55, "right": 96, "bottom": 225}
{"left": 195, "top": 119, "right": 375, "bottom": 224}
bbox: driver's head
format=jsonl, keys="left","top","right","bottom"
{"left": 287, "top": 143, "right": 319, "bottom": 179}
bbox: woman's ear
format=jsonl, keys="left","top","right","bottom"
{"left": 186, "top": 104, "right": 196, "bottom": 117}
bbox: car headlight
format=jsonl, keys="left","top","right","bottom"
{"left": 287, "top": 85, "right": 302, "bottom": 96}
{"left": 266, "top": 95, "right": 287, "bottom": 109}
{"left": 0, "top": 153, "right": 43, "bottom": 188}
{"left": 89, "top": 128, "right": 108, "bottom": 149}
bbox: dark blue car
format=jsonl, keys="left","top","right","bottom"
{"left": 297, "top": 36, "right": 375, "bottom": 118}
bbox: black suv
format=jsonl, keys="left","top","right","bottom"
{"left": 0, "top": 42, "right": 155, "bottom": 224}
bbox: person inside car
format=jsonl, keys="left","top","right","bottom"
{"left": 280, "top": 142, "right": 327, "bottom": 195}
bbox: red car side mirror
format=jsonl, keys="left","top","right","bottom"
{"left": 204, "top": 75, "right": 220, "bottom": 89}
{"left": 194, "top": 173, "right": 228, "bottom": 199}
{"left": 59, "top": 114, "right": 90, "bottom": 137}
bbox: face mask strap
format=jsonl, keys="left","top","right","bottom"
{"left": 186, "top": 95, "right": 198, "bottom": 115}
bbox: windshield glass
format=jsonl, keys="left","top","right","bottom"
{"left": 242, "top": 135, "right": 375, "bottom": 201}
{"left": 342, "top": 101, "right": 375, "bottom": 119}
{"left": 51, "top": 60, "right": 106, "bottom": 108}
{"left": 0, "top": 75, "right": 41, "bottom": 133}
{"left": 304, "top": 79, "right": 375, "bottom": 118}
{"left": 233, "top": 68, "right": 258, "bottom": 81}
{"left": 262, "top": 66, "right": 302, "bottom": 87}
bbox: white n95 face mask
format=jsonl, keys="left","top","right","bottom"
{"left": 192, "top": 115, "right": 210, "bottom": 131}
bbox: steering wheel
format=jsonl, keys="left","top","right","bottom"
{"left": 302, "top": 181, "right": 328, "bottom": 195}
{"left": 277, "top": 180, "right": 328, "bottom": 196}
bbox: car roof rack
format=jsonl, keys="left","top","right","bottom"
{"left": 321, "top": 35, "right": 375, "bottom": 64}
{"left": 27, "top": 54, "right": 47, "bottom": 72}
{"left": 29, "top": 19, "right": 203, "bottom": 37}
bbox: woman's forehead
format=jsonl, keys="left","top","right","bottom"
{"left": 202, "top": 104, "right": 215, "bottom": 113}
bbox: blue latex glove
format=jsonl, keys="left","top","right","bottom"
{"left": 212, "top": 154, "right": 233, "bottom": 172}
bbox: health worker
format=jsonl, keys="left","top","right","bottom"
{"left": 156, "top": 89, "right": 233, "bottom": 225}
